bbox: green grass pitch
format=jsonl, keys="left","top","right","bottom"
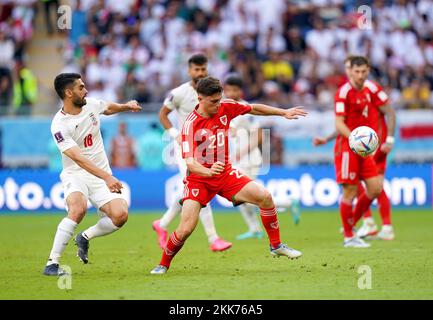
{"left": 1, "top": 209, "right": 432, "bottom": 300}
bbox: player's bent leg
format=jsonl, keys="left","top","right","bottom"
{"left": 233, "top": 182, "right": 302, "bottom": 259}
{"left": 353, "top": 176, "right": 382, "bottom": 226}
{"left": 75, "top": 199, "right": 128, "bottom": 264}
{"left": 151, "top": 199, "right": 202, "bottom": 274}
{"left": 43, "top": 192, "right": 87, "bottom": 275}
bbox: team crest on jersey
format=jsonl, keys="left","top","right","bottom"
{"left": 220, "top": 115, "right": 227, "bottom": 126}
{"left": 89, "top": 113, "right": 98, "bottom": 126}
{"left": 350, "top": 172, "right": 356, "bottom": 180}
{"left": 192, "top": 189, "right": 200, "bottom": 197}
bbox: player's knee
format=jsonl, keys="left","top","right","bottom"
{"left": 368, "top": 185, "right": 383, "bottom": 199}
{"left": 258, "top": 190, "right": 274, "bottom": 208}
{"left": 112, "top": 208, "right": 128, "bottom": 227}
{"left": 67, "top": 203, "right": 87, "bottom": 222}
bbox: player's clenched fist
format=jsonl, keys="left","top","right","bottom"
{"left": 283, "top": 107, "right": 308, "bottom": 120}
{"left": 105, "top": 176, "right": 123, "bottom": 193}
{"left": 209, "top": 161, "right": 225, "bottom": 176}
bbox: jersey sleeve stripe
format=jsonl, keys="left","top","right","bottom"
{"left": 364, "top": 80, "right": 378, "bottom": 93}
{"left": 338, "top": 83, "right": 352, "bottom": 99}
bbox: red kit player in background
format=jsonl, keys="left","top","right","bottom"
{"left": 314, "top": 56, "right": 396, "bottom": 241}
{"left": 150, "top": 76, "right": 307, "bottom": 274}
{"left": 333, "top": 56, "right": 384, "bottom": 248}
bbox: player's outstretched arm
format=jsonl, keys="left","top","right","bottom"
{"left": 249, "top": 104, "right": 307, "bottom": 119}
{"left": 63, "top": 146, "right": 123, "bottom": 193}
{"left": 313, "top": 130, "right": 338, "bottom": 146}
{"left": 103, "top": 100, "right": 142, "bottom": 115}
{"left": 185, "top": 158, "right": 224, "bottom": 177}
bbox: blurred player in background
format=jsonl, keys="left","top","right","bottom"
{"left": 314, "top": 56, "right": 395, "bottom": 241}
{"left": 332, "top": 56, "right": 384, "bottom": 248}
{"left": 43, "top": 73, "right": 141, "bottom": 276}
{"left": 224, "top": 74, "right": 301, "bottom": 241}
{"left": 153, "top": 54, "right": 232, "bottom": 252}
{"left": 110, "top": 121, "right": 137, "bottom": 168}
{"left": 150, "top": 76, "right": 306, "bottom": 274}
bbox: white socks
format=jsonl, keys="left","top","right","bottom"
{"left": 274, "top": 198, "right": 292, "bottom": 209}
{"left": 199, "top": 205, "right": 218, "bottom": 244}
{"left": 82, "top": 216, "right": 119, "bottom": 240}
{"left": 159, "top": 198, "right": 182, "bottom": 230}
{"left": 239, "top": 203, "right": 261, "bottom": 233}
{"left": 47, "top": 217, "right": 77, "bottom": 265}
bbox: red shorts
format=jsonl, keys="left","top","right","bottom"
{"left": 334, "top": 149, "right": 379, "bottom": 184}
{"left": 181, "top": 166, "right": 253, "bottom": 207}
{"left": 373, "top": 147, "right": 387, "bottom": 175}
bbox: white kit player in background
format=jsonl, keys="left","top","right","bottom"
{"left": 224, "top": 75, "right": 301, "bottom": 241}
{"left": 43, "top": 73, "right": 141, "bottom": 276}
{"left": 153, "top": 54, "right": 232, "bottom": 252}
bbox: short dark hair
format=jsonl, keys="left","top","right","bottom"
{"left": 344, "top": 55, "right": 355, "bottom": 64}
{"left": 224, "top": 74, "right": 243, "bottom": 88}
{"left": 197, "top": 76, "right": 223, "bottom": 96}
{"left": 188, "top": 53, "right": 207, "bottom": 66}
{"left": 350, "top": 56, "right": 370, "bottom": 68}
{"left": 54, "top": 73, "right": 82, "bottom": 99}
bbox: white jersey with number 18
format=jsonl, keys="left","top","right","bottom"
{"left": 51, "top": 97, "right": 111, "bottom": 175}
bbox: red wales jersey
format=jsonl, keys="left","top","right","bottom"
{"left": 181, "top": 99, "right": 252, "bottom": 174}
{"left": 364, "top": 80, "right": 389, "bottom": 141}
{"left": 334, "top": 81, "right": 380, "bottom": 152}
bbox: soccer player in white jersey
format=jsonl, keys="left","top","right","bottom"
{"left": 224, "top": 75, "right": 301, "bottom": 241}
{"left": 43, "top": 73, "right": 141, "bottom": 276}
{"left": 152, "top": 54, "right": 232, "bottom": 252}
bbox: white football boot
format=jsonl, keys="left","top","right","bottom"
{"left": 377, "top": 225, "right": 395, "bottom": 241}
{"left": 270, "top": 243, "right": 302, "bottom": 259}
{"left": 344, "top": 236, "right": 371, "bottom": 248}
{"left": 357, "top": 218, "right": 378, "bottom": 239}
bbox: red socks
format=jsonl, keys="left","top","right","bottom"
{"left": 260, "top": 207, "right": 281, "bottom": 248}
{"left": 160, "top": 232, "right": 185, "bottom": 269}
{"left": 378, "top": 189, "right": 392, "bottom": 225}
{"left": 358, "top": 183, "right": 372, "bottom": 218}
{"left": 353, "top": 193, "right": 374, "bottom": 225}
{"left": 340, "top": 200, "right": 354, "bottom": 238}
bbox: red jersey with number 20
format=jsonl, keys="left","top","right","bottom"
{"left": 181, "top": 99, "right": 252, "bottom": 177}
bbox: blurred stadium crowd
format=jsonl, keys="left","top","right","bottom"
{"left": 0, "top": 0, "right": 433, "bottom": 169}
{"left": 1, "top": 0, "right": 433, "bottom": 114}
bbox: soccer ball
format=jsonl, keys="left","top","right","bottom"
{"left": 349, "top": 126, "right": 379, "bottom": 157}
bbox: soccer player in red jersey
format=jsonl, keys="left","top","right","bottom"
{"left": 150, "top": 76, "right": 307, "bottom": 274}
{"left": 333, "top": 56, "right": 384, "bottom": 248}
{"left": 313, "top": 56, "right": 396, "bottom": 241}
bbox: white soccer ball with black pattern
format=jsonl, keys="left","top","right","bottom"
{"left": 349, "top": 126, "right": 379, "bottom": 157}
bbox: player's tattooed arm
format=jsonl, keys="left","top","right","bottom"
{"left": 335, "top": 116, "right": 351, "bottom": 138}
{"left": 249, "top": 104, "right": 307, "bottom": 119}
{"left": 103, "top": 100, "right": 142, "bottom": 115}
{"left": 185, "top": 157, "right": 224, "bottom": 177}
{"left": 63, "top": 146, "right": 123, "bottom": 193}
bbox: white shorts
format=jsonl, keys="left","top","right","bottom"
{"left": 60, "top": 171, "right": 126, "bottom": 210}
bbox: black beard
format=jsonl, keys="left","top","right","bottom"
{"left": 73, "top": 97, "right": 86, "bottom": 107}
